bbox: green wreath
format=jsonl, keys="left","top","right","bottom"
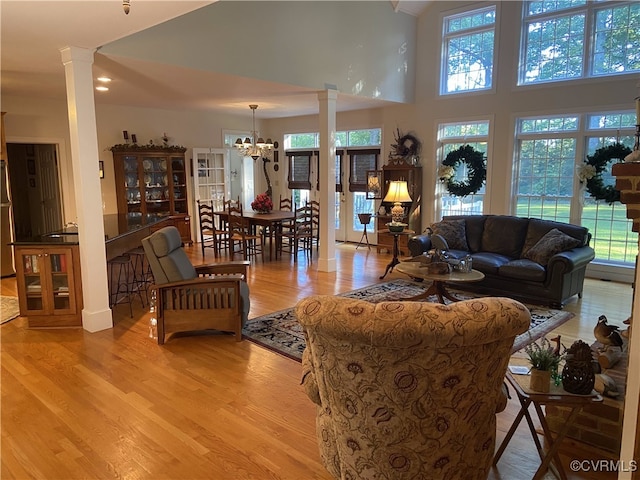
{"left": 583, "top": 143, "right": 630, "bottom": 204}
{"left": 442, "top": 145, "right": 486, "bottom": 197}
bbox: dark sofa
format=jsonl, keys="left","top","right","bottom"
{"left": 407, "top": 215, "right": 596, "bottom": 308}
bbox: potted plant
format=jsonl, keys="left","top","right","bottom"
{"left": 524, "top": 337, "right": 563, "bottom": 393}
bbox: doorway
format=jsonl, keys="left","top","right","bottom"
{"left": 6, "top": 143, "right": 63, "bottom": 240}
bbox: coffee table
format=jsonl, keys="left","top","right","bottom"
{"left": 395, "top": 261, "right": 485, "bottom": 303}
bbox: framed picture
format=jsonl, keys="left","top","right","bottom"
{"left": 27, "top": 158, "right": 36, "bottom": 176}
{"left": 99, "top": 161, "right": 105, "bottom": 179}
{"left": 366, "top": 170, "right": 383, "bottom": 199}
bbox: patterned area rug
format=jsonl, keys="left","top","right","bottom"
{"left": 243, "top": 279, "right": 574, "bottom": 362}
{"left": 1, "top": 296, "right": 20, "bottom": 324}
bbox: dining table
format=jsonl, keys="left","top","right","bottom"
{"left": 214, "top": 209, "right": 296, "bottom": 260}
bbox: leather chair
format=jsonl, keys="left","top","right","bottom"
{"left": 142, "top": 226, "right": 250, "bottom": 344}
{"left": 296, "top": 295, "right": 530, "bottom": 480}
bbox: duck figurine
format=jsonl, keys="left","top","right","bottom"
{"left": 594, "top": 315, "right": 624, "bottom": 352}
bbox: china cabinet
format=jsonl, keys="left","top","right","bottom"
{"left": 377, "top": 164, "right": 422, "bottom": 254}
{"left": 15, "top": 244, "right": 83, "bottom": 327}
{"left": 112, "top": 146, "right": 192, "bottom": 244}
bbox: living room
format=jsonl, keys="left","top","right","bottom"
{"left": 2, "top": 1, "right": 639, "bottom": 478}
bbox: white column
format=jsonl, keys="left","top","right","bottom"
{"left": 60, "top": 46, "right": 112, "bottom": 332}
{"left": 317, "top": 90, "right": 337, "bottom": 272}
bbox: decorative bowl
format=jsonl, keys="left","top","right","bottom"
{"left": 386, "top": 222, "right": 407, "bottom": 233}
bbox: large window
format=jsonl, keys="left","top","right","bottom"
{"left": 520, "top": 1, "right": 640, "bottom": 85}
{"left": 436, "top": 121, "right": 490, "bottom": 217}
{"left": 441, "top": 5, "right": 496, "bottom": 95}
{"left": 514, "top": 111, "right": 636, "bottom": 265}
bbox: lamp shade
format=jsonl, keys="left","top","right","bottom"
{"left": 383, "top": 181, "right": 412, "bottom": 203}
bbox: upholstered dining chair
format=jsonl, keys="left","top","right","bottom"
{"left": 142, "top": 226, "right": 250, "bottom": 344}
{"left": 296, "top": 295, "right": 531, "bottom": 480}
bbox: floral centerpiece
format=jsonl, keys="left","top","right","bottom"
{"left": 251, "top": 193, "right": 273, "bottom": 213}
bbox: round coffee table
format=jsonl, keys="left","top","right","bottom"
{"left": 395, "top": 261, "right": 485, "bottom": 304}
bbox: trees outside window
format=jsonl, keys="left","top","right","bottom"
{"left": 520, "top": 1, "right": 640, "bottom": 85}
{"left": 441, "top": 5, "right": 496, "bottom": 95}
{"left": 436, "top": 121, "right": 490, "bottom": 217}
{"left": 514, "top": 112, "right": 636, "bottom": 265}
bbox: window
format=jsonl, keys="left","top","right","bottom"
{"left": 436, "top": 121, "right": 490, "bottom": 217}
{"left": 348, "top": 149, "right": 379, "bottom": 192}
{"left": 441, "top": 5, "right": 496, "bottom": 95}
{"left": 286, "top": 151, "right": 312, "bottom": 190}
{"left": 514, "top": 111, "right": 636, "bottom": 265}
{"left": 520, "top": 1, "right": 640, "bottom": 85}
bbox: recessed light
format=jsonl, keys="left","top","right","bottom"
{"left": 97, "top": 77, "right": 112, "bottom": 83}
{"left": 96, "top": 86, "right": 109, "bottom": 92}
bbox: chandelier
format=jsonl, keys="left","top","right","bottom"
{"left": 234, "top": 105, "right": 274, "bottom": 160}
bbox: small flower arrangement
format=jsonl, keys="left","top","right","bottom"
{"left": 524, "top": 336, "right": 564, "bottom": 371}
{"left": 437, "top": 165, "right": 455, "bottom": 181}
{"left": 576, "top": 164, "right": 596, "bottom": 183}
{"left": 251, "top": 193, "right": 273, "bottom": 213}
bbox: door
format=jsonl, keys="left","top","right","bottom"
{"left": 37, "top": 144, "right": 63, "bottom": 233}
{"left": 193, "top": 148, "right": 228, "bottom": 242}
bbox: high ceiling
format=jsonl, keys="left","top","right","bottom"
{"left": 1, "top": 0, "right": 431, "bottom": 119}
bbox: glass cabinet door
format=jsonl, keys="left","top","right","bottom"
{"left": 49, "top": 250, "right": 74, "bottom": 313}
{"left": 171, "top": 156, "right": 187, "bottom": 214}
{"left": 20, "top": 251, "right": 46, "bottom": 314}
{"left": 124, "top": 155, "right": 142, "bottom": 214}
{"left": 142, "top": 156, "right": 170, "bottom": 214}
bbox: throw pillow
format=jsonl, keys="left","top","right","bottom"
{"left": 431, "top": 219, "right": 469, "bottom": 251}
{"left": 523, "top": 228, "right": 581, "bottom": 266}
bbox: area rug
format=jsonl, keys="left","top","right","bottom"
{"left": 1, "top": 296, "right": 20, "bottom": 324}
{"left": 242, "top": 279, "right": 574, "bottom": 362}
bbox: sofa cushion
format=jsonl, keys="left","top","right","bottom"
{"left": 445, "top": 215, "right": 486, "bottom": 252}
{"left": 523, "top": 228, "right": 581, "bottom": 266}
{"left": 470, "top": 252, "right": 512, "bottom": 275}
{"left": 431, "top": 219, "right": 469, "bottom": 251}
{"left": 481, "top": 216, "right": 529, "bottom": 258}
{"left": 522, "top": 218, "right": 589, "bottom": 255}
{"left": 499, "top": 259, "right": 547, "bottom": 282}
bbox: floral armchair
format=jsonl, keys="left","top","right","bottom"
{"left": 295, "top": 295, "right": 530, "bottom": 480}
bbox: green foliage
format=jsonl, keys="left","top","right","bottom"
{"left": 525, "top": 337, "right": 564, "bottom": 371}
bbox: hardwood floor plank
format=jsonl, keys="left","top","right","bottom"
{"left": 1, "top": 243, "right": 631, "bottom": 479}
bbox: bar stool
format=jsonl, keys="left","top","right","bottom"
{"left": 356, "top": 213, "right": 372, "bottom": 250}
{"left": 128, "top": 246, "right": 151, "bottom": 307}
{"left": 107, "top": 254, "right": 134, "bottom": 318}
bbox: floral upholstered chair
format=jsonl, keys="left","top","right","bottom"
{"left": 295, "top": 295, "right": 530, "bottom": 480}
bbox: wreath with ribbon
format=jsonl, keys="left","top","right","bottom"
{"left": 580, "top": 143, "right": 630, "bottom": 204}
{"left": 440, "top": 145, "right": 486, "bottom": 197}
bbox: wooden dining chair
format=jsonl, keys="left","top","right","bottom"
{"left": 197, "top": 200, "right": 228, "bottom": 258}
{"left": 307, "top": 200, "right": 320, "bottom": 253}
{"left": 227, "top": 204, "right": 264, "bottom": 262}
{"left": 279, "top": 205, "right": 313, "bottom": 263}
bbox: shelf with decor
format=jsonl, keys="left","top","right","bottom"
{"left": 377, "top": 164, "right": 422, "bottom": 255}
{"left": 112, "top": 146, "right": 192, "bottom": 244}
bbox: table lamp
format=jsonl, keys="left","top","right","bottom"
{"left": 383, "top": 180, "right": 412, "bottom": 232}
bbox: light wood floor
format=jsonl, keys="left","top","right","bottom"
{"left": 1, "top": 243, "right": 631, "bottom": 480}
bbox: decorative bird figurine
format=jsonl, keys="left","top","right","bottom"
{"left": 594, "top": 315, "right": 624, "bottom": 352}
{"left": 549, "top": 335, "right": 563, "bottom": 357}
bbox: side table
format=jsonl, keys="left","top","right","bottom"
{"left": 493, "top": 371, "right": 603, "bottom": 480}
{"left": 378, "top": 229, "right": 414, "bottom": 279}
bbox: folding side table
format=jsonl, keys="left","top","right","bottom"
{"left": 493, "top": 371, "right": 602, "bottom": 480}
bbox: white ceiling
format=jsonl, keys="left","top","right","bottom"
{"left": 1, "top": 0, "right": 431, "bottom": 119}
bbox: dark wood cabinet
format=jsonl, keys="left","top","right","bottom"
{"left": 377, "top": 164, "right": 422, "bottom": 254}
{"left": 112, "top": 146, "right": 192, "bottom": 244}
{"left": 15, "top": 244, "right": 83, "bottom": 327}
